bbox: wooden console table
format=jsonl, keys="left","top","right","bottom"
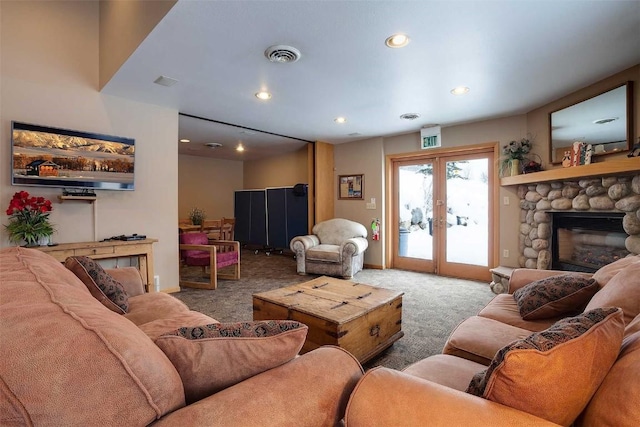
{"left": 36, "top": 239, "right": 158, "bottom": 292}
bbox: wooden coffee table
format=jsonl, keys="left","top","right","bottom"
{"left": 252, "top": 276, "right": 403, "bottom": 363}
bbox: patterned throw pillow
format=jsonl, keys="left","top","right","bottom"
{"left": 512, "top": 274, "right": 598, "bottom": 320}
{"left": 466, "top": 308, "right": 624, "bottom": 426}
{"left": 156, "top": 320, "right": 308, "bottom": 403}
{"left": 64, "top": 256, "right": 129, "bottom": 314}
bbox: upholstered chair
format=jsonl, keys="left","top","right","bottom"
{"left": 290, "top": 218, "right": 368, "bottom": 279}
{"left": 179, "top": 232, "right": 240, "bottom": 289}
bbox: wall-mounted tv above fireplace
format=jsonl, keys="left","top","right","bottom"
{"left": 11, "top": 121, "right": 135, "bottom": 191}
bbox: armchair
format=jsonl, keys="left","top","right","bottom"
{"left": 179, "top": 232, "right": 240, "bottom": 290}
{"left": 290, "top": 218, "right": 368, "bottom": 279}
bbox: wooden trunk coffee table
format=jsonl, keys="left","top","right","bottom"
{"left": 252, "top": 276, "right": 403, "bottom": 363}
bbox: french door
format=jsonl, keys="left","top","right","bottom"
{"left": 391, "top": 146, "right": 495, "bottom": 281}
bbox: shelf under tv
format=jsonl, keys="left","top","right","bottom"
{"left": 58, "top": 195, "right": 97, "bottom": 203}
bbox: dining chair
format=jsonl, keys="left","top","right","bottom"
{"left": 201, "top": 219, "right": 222, "bottom": 240}
{"left": 221, "top": 217, "right": 236, "bottom": 241}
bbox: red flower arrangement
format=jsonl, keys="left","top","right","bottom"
{"left": 5, "top": 191, "right": 54, "bottom": 246}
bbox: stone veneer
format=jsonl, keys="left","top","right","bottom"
{"left": 517, "top": 174, "right": 640, "bottom": 269}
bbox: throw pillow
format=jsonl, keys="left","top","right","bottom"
{"left": 466, "top": 307, "right": 624, "bottom": 426}
{"left": 64, "top": 256, "right": 129, "bottom": 314}
{"left": 512, "top": 274, "right": 598, "bottom": 320}
{"left": 155, "top": 320, "right": 308, "bottom": 403}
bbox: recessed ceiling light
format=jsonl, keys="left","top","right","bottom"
{"left": 255, "top": 91, "right": 272, "bottom": 100}
{"left": 236, "top": 144, "right": 245, "bottom": 152}
{"left": 205, "top": 142, "right": 222, "bottom": 149}
{"left": 334, "top": 117, "right": 347, "bottom": 124}
{"left": 400, "top": 113, "right": 420, "bottom": 120}
{"left": 179, "top": 139, "right": 190, "bottom": 143}
{"left": 385, "top": 33, "right": 410, "bottom": 48}
{"left": 450, "top": 86, "right": 470, "bottom": 95}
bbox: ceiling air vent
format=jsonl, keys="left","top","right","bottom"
{"left": 265, "top": 45, "right": 301, "bottom": 63}
{"left": 400, "top": 113, "right": 421, "bottom": 120}
{"left": 205, "top": 142, "right": 223, "bottom": 149}
{"left": 153, "top": 75, "right": 179, "bottom": 87}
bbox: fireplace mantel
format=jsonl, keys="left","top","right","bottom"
{"left": 500, "top": 157, "right": 640, "bottom": 186}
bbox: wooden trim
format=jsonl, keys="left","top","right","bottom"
{"left": 307, "top": 143, "right": 315, "bottom": 233}
{"left": 386, "top": 141, "right": 498, "bottom": 162}
{"left": 363, "top": 263, "right": 384, "bottom": 270}
{"left": 386, "top": 143, "right": 497, "bottom": 281}
{"left": 500, "top": 157, "right": 640, "bottom": 186}
{"left": 314, "top": 141, "right": 334, "bottom": 224}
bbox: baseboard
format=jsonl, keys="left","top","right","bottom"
{"left": 364, "top": 263, "right": 384, "bottom": 270}
{"left": 161, "top": 286, "right": 181, "bottom": 293}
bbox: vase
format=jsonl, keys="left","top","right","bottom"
{"left": 510, "top": 159, "right": 520, "bottom": 176}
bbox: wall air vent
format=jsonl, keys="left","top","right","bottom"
{"left": 265, "top": 45, "right": 301, "bottom": 63}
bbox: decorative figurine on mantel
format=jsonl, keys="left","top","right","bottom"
{"left": 629, "top": 138, "right": 640, "bottom": 157}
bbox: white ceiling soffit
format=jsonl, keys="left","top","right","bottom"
{"left": 101, "top": 1, "right": 640, "bottom": 160}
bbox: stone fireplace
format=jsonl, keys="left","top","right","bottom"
{"left": 517, "top": 174, "right": 640, "bottom": 270}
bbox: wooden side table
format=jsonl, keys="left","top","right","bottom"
{"left": 36, "top": 239, "right": 157, "bottom": 292}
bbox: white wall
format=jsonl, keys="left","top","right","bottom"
{"left": 1, "top": 1, "right": 180, "bottom": 291}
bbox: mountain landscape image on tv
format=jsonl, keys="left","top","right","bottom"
{"left": 11, "top": 121, "right": 135, "bottom": 190}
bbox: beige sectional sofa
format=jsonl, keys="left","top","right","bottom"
{"left": 345, "top": 255, "right": 640, "bottom": 426}
{"left": 0, "top": 247, "right": 363, "bottom": 426}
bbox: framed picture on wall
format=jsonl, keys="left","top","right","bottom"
{"left": 338, "top": 174, "right": 364, "bottom": 200}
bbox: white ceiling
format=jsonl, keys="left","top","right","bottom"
{"left": 101, "top": 0, "right": 640, "bottom": 161}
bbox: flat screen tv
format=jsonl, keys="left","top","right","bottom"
{"left": 11, "top": 121, "right": 135, "bottom": 191}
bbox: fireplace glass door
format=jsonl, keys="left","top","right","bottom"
{"left": 552, "top": 212, "right": 629, "bottom": 272}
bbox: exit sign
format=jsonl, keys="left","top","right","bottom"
{"left": 420, "top": 126, "right": 442, "bottom": 149}
{"left": 422, "top": 135, "right": 439, "bottom": 148}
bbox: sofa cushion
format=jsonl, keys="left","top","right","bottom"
{"left": 124, "top": 292, "right": 191, "bottom": 326}
{"left": 512, "top": 274, "right": 598, "bottom": 320}
{"left": 577, "top": 331, "right": 640, "bottom": 426}
{"left": 592, "top": 255, "right": 640, "bottom": 287}
{"left": 64, "top": 256, "right": 129, "bottom": 314}
{"left": 585, "top": 260, "right": 640, "bottom": 326}
{"left": 443, "top": 316, "right": 533, "bottom": 366}
{"left": 306, "top": 244, "right": 341, "bottom": 262}
{"left": 466, "top": 307, "right": 624, "bottom": 426}
{"left": 138, "top": 311, "right": 219, "bottom": 340}
{"left": 0, "top": 247, "right": 185, "bottom": 426}
{"left": 105, "top": 266, "right": 145, "bottom": 297}
{"left": 403, "top": 354, "right": 486, "bottom": 392}
{"left": 477, "top": 294, "right": 559, "bottom": 332}
{"left": 155, "top": 320, "right": 308, "bottom": 403}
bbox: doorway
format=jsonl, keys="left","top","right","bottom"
{"left": 390, "top": 145, "right": 496, "bottom": 281}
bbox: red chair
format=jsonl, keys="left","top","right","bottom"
{"left": 179, "top": 232, "right": 240, "bottom": 290}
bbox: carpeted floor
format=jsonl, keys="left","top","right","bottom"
{"left": 174, "top": 249, "right": 495, "bottom": 371}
